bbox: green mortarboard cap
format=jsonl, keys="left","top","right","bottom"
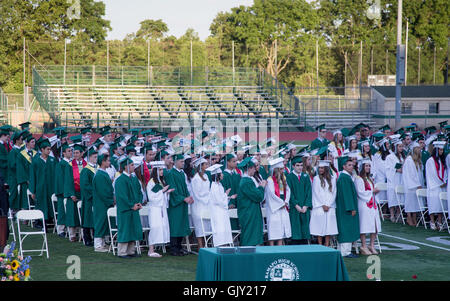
{"left": 237, "top": 157, "right": 255, "bottom": 169}
{"left": 73, "top": 144, "right": 85, "bottom": 152}
{"left": 125, "top": 144, "right": 136, "bottom": 154}
{"left": 424, "top": 126, "right": 437, "bottom": 135}
{"left": 119, "top": 156, "right": 134, "bottom": 169}
{"left": 70, "top": 135, "right": 83, "bottom": 144}
{"left": 59, "top": 131, "right": 68, "bottom": 139}
{"left": 110, "top": 142, "right": 119, "bottom": 151}
{"left": 114, "top": 136, "right": 125, "bottom": 144}
{"left": 38, "top": 138, "right": 51, "bottom": 149}
{"left": 379, "top": 124, "right": 391, "bottom": 131}
{"left": 61, "top": 143, "right": 70, "bottom": 152}
{"left": 411, "top": 131, "right": 422, "bottom": 141}
{"left": 315, "top": 145, "right": 329, "bottom": 159}
{"left": 0, "top": 125, "right": 12, "bottom": 132}
{"left": 24, "top": 132, "right": 34, "bottom": 142}
{"left": 340, "top": 128, "right": 350, "bottom": 137}
{"left": 444, "top": 125, "right": 450, "bottom": 130}
{"left": 394, "top": 128, "right": 405, "bottom": 135}
{"left": 19, "top": 122, "right": 31, "bottom": 130}
{"left": 81, "top": 126, "right": 92, "bottom": 135}
{"left": 129, "top": 135, "right": 138, "bottom": 144}
{"left": 141, "top": 129, "right": 155, "bottom": 137}
{"left": 129, "top": 128, "right": 141, "bottom": 136}
{"left": 155, "top": 150, "right": 169, "bottom": 160}
{"left": 141, "top": 142, "right": 153, "bottom": 154}
{"left": 371, "top": 132, "right": 385, "bottom": 142}
{"left": 438, "top": 120, "right": 448, "bottom": 127}
{"left": 83, "top": 146, "right": 98, "bottom": 158}
{"left": 395, "top": 163, "right": 403, "bottom": 169}
{"left": 97, "top": 154, "right": 106, "bottom": 165}
{"left": 36, "top": 135, "right": 46, "bottom": 146}
{"left": 315, "top": 124, "right": 326, "bottom": 131}
{"left": 11, "top": 131, "right": 21, "bottom": 142}
{"left": 337, "top": 156, "right": 350, "bottom": 171}
{"left": 156, "top": 140, "right": 167, "bottom": 149}
{"left": 291, "top": 155, "right": 303, "bottom": 165}
{"left": 0, "top": 129, "right": 9, "bottom": 136}
{"left": 437, "top": 134, "right": 446, "bottom": 140}
{"left": 173, "top": 153, "right": 186, "bottom": 161}
{"left": 405, "top": 125, "right": 415, "bottom": 131}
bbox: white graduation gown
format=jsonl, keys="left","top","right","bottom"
{"left": 191, "top": 173, "right": 212, "bottom": 237}
{"left": 372, "top": 152, "right": 388, "bottom": 203}
{"left": 402, "top": 156, "right": 425, "bottom": 213}
{"left": 185, "top": 176, "right": 194, "bottom": 229}
{"left": 309, "top": 174, "right": 338, "bottom": 236}
{"left": 425, "top": 157, "right": 448, "bottom": 214}
{"left": 386, "top": 153, "right": 405, "bottom": 208}
{"left": 146, "top": 179, "right": 170, "bottom": 245}
{"left": 264, "top": 177, "right": 292, "bottom": 241}
{"left": 208, "top": 182, "right": 233, "bottom": 247}
{"left": 354, "top": 176, "right": 382, "bottom": 234}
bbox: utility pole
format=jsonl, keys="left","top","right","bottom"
{"left": 232, "top": 41, "right": 235, "bottom": 85}
{"left": 394, "top": 0, "right": 404, "bottom": 129}
{"left": 316, "top": 39, "right": 319, "bottom": 111}
{"left": 405, "top": 20, "right": 408, "bottom": 86}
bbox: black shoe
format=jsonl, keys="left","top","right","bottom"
{"left": 58, "top": 232, "right": 66, "bottom": 238}
{"left": 170, "top": 250, "right": 182, "bottom": 256}
{"left": 118, "top": 255, "right": 132, "bottom": 259}
{"left": 128, "top": 253, "right": 141, "bottom": 258}
{"left": 180, "top": 249, "right": 189, "bottom": 255}
{"left": 84, "top": 241, "right": 94, "bottom": 247}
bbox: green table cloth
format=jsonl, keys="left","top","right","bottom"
{"left": 196, "top": 245, "right": 349, "bottom": 281}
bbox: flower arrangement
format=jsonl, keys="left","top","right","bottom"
{"left": 0, "top": 242, "right": 32, "bottom": 281}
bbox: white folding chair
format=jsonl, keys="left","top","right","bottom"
{"left": 76, "top": 201, "right": 84, "bottom": 243}
{"left": 182, "top": 205, "right": 196, "bottom": 252}
{"left": 107, "top": 207, "right": 118, "bottom": 255}
{"left": 261, "top": 207, "right": 268, "bottom": 235}
{"left": 415, "top": 189, "right": 429, "bottom": 229}
{"left": 16, "top": 210, "right": 49, "bottom": 258}
{"left": 199, "top": 210, "right": 213, "bottom": 248}
{"left": 438, "top": 192, "right": 449, "bottom": 234}
{"left": 7, "top": 209, "right": 16, "bottom": 242}
{"left": 26, "top": 189, "right": 34, "bottom": 210}
{"left": 374, "top": 182, "right": 388, "bottom": 221}
{"left": 394, "top": 185, "right": 406, "bottom": 224}
{"left": 51, "top": 194, "right": 58, "bottom": 234}
{"left": 138, "top": 208, "right": 151, "bottom": 254}
{"left": 228, "top": 208, "right": 240, "bottom": 246}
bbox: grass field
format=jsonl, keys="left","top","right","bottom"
{"left": 5, "top": 218, "right": 450, "bottom": 281}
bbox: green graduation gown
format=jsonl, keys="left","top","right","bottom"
{"left": 29, "top": 155, "right": 56, "bottom": 220}
{"left": 131, "top": 174, "right": 143, "bottom": 204}
{"left": 63, "top": 160, "right": 86, "bottom": 227}
{"left": 221, "top": 169, "right": 241, "bottom": 230}
{"left": 54, "top": 159, "right": 70, "bottom": 226}
{"left": 80, "top": 164, "right": 96, "bottom": 228}
{"left": 110, "top": 154, "right": 119, "bottom": 171}
{"left": 16, "top": 148, "right": 36, "bottom": 209}
{"left": 92, "top": 169, "right": 114, "bottom": 238}
{"left": 286, "top": 171, "right": 312, "bottom": 240}
{"left": 7, "top": 146, "right": 21, "bottom": 209}
{"left": 0, "top": 141, "right": 8, "bottom": 181}
{"left": 114, "top": 173, "right": 142, "bottom": 243}
{"left": 259, "top": 165, "right": 270, "bottom": 180}
{"left": 237, "top": 176, "right": 265, "bottom": 246}
{"left": 335, "top": 171, "right": 360, "bottom": 243}
{"left": 166, "top": 167, "right": 191, "bottom": 238}
{"left": 310, "top": 137, "right": 329, "bottom": 150}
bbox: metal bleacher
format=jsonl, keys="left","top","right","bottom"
{"left": 32, "top": 66, "right": 302, "bottom": 130}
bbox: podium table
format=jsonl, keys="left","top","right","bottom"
{"left": 196, "top": 245, "right": 349, "bottom": 281}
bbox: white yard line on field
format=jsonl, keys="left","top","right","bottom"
{"left": 379, "top": 233, "right": 450, "bottom": 252}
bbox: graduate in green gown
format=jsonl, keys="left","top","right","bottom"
{"left": 63, "top": 140, "right": 86, "bottom": 242}
{"left": 0, "top": 129, "right": 9, "bottom": 181}
{"left": 16, "top": 134, "right": 36, "bottom": 210}
{"left": 165, "top": 153, "right": 193, "bottom": 256}
{"left": 54, "top": 143, "right": 72, "bottom": 236}
{"left": 7, "top": 131, "right": 24, "bottom": 211}
{"left": 237, "top": 157, "right": 267, "bottom": 246}
{"left": 335, "top": 156, "right": 360, "bottom": 258}
{"left": 286, "top": 154, "right": 312, "bottom": 244}
{"left": 29, "top": 138, "right": 56, "bottom": 229}
{"left": 114, "top": 157, "right": 143, "bottom": 258}
{"left": 92, "top": 154, "right": 114, "bottom": 252}
{"left": 220, "top": 153, "right": 241, "bottom": 232}
{"left": 311, "top": 124, "right": 329, "bottom": 150}
{"left": 80, "top": 147, "right": 97, "bottom": 246}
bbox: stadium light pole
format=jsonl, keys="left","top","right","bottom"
{"left": 394, "top": 0, "right": 403, "bottom": 129}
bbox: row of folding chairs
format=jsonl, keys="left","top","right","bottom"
{"left": 374, "top": 183, "right": 449, "bottom": 233}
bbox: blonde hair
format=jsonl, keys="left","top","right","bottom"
{"left": 411, "top": 146, "right": 422, "bottom": 169}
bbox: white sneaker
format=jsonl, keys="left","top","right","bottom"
{"left": 95, "top": 246, "right": 109, "bottom": 253}
{"left": 430, "top": 222, "right": 436, "bottom": 230}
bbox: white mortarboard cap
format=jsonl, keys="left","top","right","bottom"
{"left": 433, "top": 141, "right": 446, "bottom": 149}
{"left": 98, "top": 147, "right": 109, "bottom": 156}
{"left": 269, "top": 157, "right": 284, "bottom": 169}
{"left": 410, "top": 142, "right": 421, "bottom": 150}
{"left": 333, "top": 129, "right": 342, "bottom": 136}
{"left": 206, "top": 164, "right": 223, "bottom": 175}
{"left": 150, "top": 161, "right": 166, "bottom": 169}
{"left": 194, "top": 157, "right": 208, "bottom": 168}
{"left": 48, "top": 135, "right": 59, "bottom": 146}
{"left": 131, "top": 155, "right": 144, "bottom": 168}
{"left": 318, "top": 160, "right": 331, "bottom": 167}
{"left": 348, "top": 150, "right": 362, "bottom": 159}
{"left": 260, "top": 148, "right": 268, "bottom": 155}
{"left": 389, "top": 134, "right": 401, "bottom": 140}
{"left": 230, "top": 135, "right": 242, "bottom": 144}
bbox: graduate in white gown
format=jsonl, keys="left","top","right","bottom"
{"left": 145, "top": 161, "right": 173, "bottom": 257}
{"left": 386, "top": 139, "right": 406, "bottom": 222}
{"left": 309, "top": 160, "right": 338, "bottom": 247}
{"left": 206, "top": 164, "right": 234, "bottom": 247}
{"left": 402, "top": 143, "right": 425, "bottom": 226}
{"left": 264, "top": 157, "right": 292, "bottom": 245}
{"left": 425, "top": 141, "right": 448, "bottom": 230}
{"left": 354, "top": 158, "right": 381, "bottom": 255}
{"left": 372, "top": 138, "right": 391, "bottom": 210}
{"left": 191, "top": 157, "right": 211, "bottom": 248}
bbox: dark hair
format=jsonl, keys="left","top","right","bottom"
{"left": 431, "top": 146, "right": 446, "bottom": 170}
{"left": 211, "top": 173, "right": 222, "bottom": 182}
{"left": 319, "top": 166, "right": 333, "bottom": 192}
{"left": 253, "top": 169, "right": 262, "bottom": 183}
{"left": 359, "top": 163, "right": 373, "bottom": 187}
{"left": 150, "top": 166, "right": 166, "bottom": 186}
{"left": 395, "top": 144, "right": 406, "bottom": 161}
{"left": 99, "top": 154, "right": 109, "bottom": 165}
{"left": 380, "top": 142, "right": 390, "bottom": 160}
{"left": 184, "top": 157, "right": 194, "bottom": 182}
